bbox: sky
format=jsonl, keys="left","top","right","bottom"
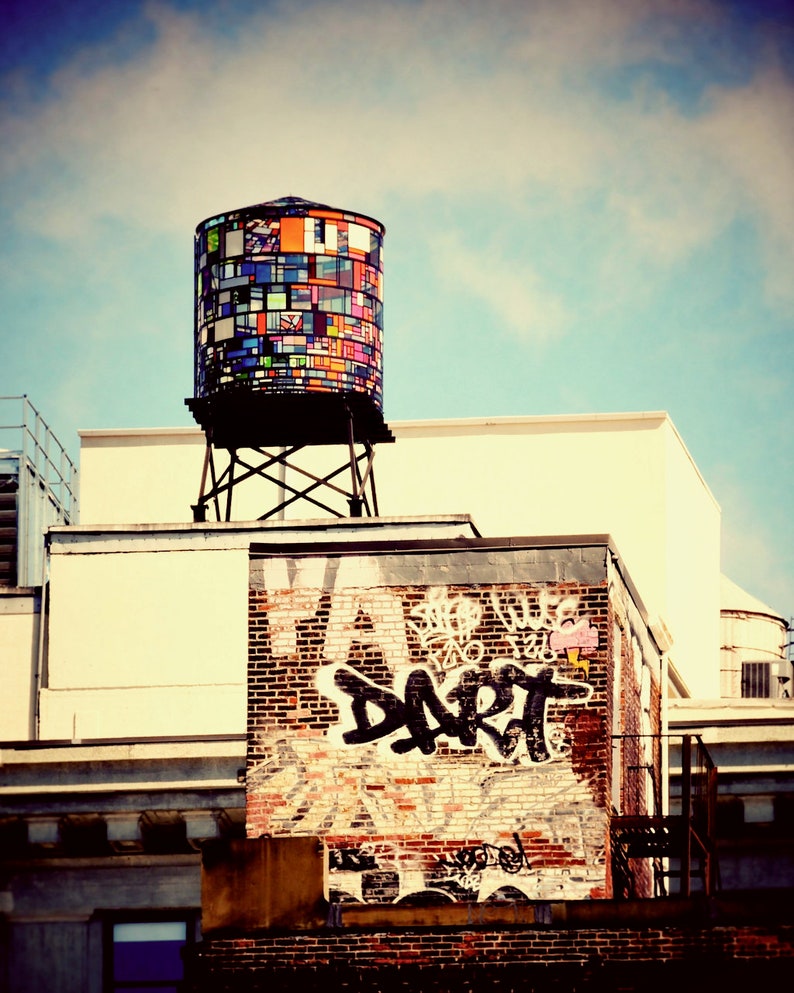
{"left": 0, "top": 0, "right": 792, "bottom": 620}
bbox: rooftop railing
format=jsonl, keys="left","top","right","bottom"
{"left": 0, "top": 396, "right": 78, "bottom": 587}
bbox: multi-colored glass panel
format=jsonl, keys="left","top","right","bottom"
{"left": 193, "top": 196, "right": 385, "bottom": 412}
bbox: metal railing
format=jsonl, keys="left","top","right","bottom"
{"left": 612, "top": 732, "right": 664, "bottom": 818}
{"left": 682, "top": 733, "right": 717, "bottom": 876}
{"left": 0, "top": 396, "right": 78, "bottom": 586}
{"left": 610, "top": 734, "right": 718, "bottom": 899}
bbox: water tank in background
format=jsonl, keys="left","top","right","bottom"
{"left": 720, "top": 575, "right": 790, "bottom": 698}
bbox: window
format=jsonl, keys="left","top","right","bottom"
{"left": 313, "top": 255, "right": 338, "bottom": 281}
{"left": 317, "top": 286, "right": 348, "bottom": 314}
{"left": 107, "top": 918, "right": 193, "bottom": 993}
{"left": 741, "top": 661, "right": 771, "bottom": 698}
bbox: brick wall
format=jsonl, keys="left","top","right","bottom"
{"left": 190, "top": 921, "right": 794, "bottom": 992}
{"left": 247, "top": 541, "right": 661, "bottom": 904}
{"left": 609, "top": 569, "right": 664, "bottom": 896}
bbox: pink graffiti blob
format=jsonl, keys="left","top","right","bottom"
{"left": 548, "top": 618, "right": 599, "bottom": 680}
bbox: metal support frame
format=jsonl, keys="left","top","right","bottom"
{"left": 0, "top": 395, "right": 78, "bottom": 587}
{"left": 610, "top": 734, "right": 718, "bottom": 900}
{"left": 191, "top": 434, "right": 381, "bottom": 523}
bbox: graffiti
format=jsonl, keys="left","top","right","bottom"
{"left": 432, "top": 833, "right": 536, "bottom": 901}
{"left": 489, "top": 589, "right": 585, "bottom": 663}
{"left": 323, "top": 591, "right": 409, "bottom": 671}
{"left": 263, "top": 587, "right": 410, "bottom": 670}
{"left": 264, "top": 585, "right": 599, "bottom": 684}
{"left": 549, "top": 617, "right": 600, "bottom": 680}
{"left": 247, "top": 732, "right": 608, "bottom": 902}
{"left": 248, "top": 733, "right": 600, "bottom": 841}
{"left": 261, "top": 585, "right": 600, "bottom": 765}
{"left": 440, "top": 833, "right": 531, "bottom": 876}
{"left": 317, "top": 660, "right": 592, "bottom": 764}
{"left": 329, "top": 846, "right": 379, "bottom": 872}
{"left": 250, "top": 575, "right": 614, "bottom": 905}
{"left": 407, "top": 588, "right": 485, "bottom": 670}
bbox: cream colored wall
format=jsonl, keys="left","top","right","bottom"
{"left": 41, "top": 537, "right": 249, "bottom": 739}
{"left": 662, "top": 420, "right": 722, "bottom": 696}
{"left": 377, "top": 414, "right": 670, "bottom": 610}
{"left": 79, "top": 427, "right": 296, "bottom": 525}
{"left": 0, "top": 595, "right": 39, "bottom": 740}
{"left": 78, "top": 428, "right": 207, "bottom": 525}
{"left": 78, "top": 414, "right": 673, "bottom": 543}
{"left": 38, "top": 683, "right": 244, "bottom": 739}
{"left": 75, "top": 413, "right": 721, "bottom": 700}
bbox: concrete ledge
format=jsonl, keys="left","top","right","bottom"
{"left": 332, "top": 900, "right": 541, "bottom": 929}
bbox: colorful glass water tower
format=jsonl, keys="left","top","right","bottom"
{"left": 186, "top": 196, "right": 393, "bottom": 520}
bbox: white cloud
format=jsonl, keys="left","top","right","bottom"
{"left": 0, "top": 1, "right": 788, "bottom": 263}
{"left": 696, "top": 67, "right": 794, "bottom": 303}
{"left": 504, "top": 0, "right": 712, "bottom": 72}
{"left": 431, "top": 233, "right": 570, "bottom": 342}
{"left": 2, "top": 0, "right": 791, "bottom": 385}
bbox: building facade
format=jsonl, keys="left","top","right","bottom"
{"left": 246, "top": 534, "right": 662, "bottom": 906}
{"left": 1, "top": 410, "right": 791, "bottom": 992}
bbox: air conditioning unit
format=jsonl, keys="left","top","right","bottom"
{"left": 741, "top": 660, "right": 792, "bottom": 699}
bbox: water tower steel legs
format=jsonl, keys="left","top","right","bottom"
{"left": 191, "top": 435, "right": 381, "bottom": 523}
{"left": 346, "top": 406, "right": 378, "bottom": 518}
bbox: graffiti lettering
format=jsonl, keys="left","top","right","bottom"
{"left": 317, "top": 661, "right": 592, "bottom": 764}
{"left": 264, "top": 588, "right": 410, "bottom": 669}
{"left": 329, "top": 847, "right": 378, "bottom": 872}
{"left": 329, "top": 666, "right": 405, "bottom": 744}
{"left": 266, "top": 589, "right": 321, "bottom": 656}
{"left": 439, "top": 833, "right": 531, "bottom": 876}
{"left": 407, "top": 589, "right": 485, "bottom": 670}
{"left": 323, "top": 591, "right": 409, "bottom": 671}
{"left": 489, "top": 589, "right": 582, "bottom": 663}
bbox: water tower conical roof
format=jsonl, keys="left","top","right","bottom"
{"left": 720, "top": 574, "right": 785, "bottom": 622}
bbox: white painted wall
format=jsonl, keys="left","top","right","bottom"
{"left": 41, "top": 533, "right": 250, "bottom": 739}
{"left": 662, "top": 420, "right": 722, "bottom": 696}
{"left": 76, "top": 413, "right": 721, "bottom": 698}
{"left": 0, "top": 593, "right": 39, "bottom": 740}
{"left": 78, "top": 428, "right": 206, "bottom": 526}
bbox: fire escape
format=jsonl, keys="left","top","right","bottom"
{"left": 610, "top": 734, "right": 718, "bottom": 899}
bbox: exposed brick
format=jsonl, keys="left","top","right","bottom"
{"left": 246, "top": 555, "right": 662, "bottom": 907}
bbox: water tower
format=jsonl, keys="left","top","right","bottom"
{"left": 186, "top": 196, "right": 393, "bottom": 521}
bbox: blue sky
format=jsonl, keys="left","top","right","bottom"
{"left": 1, "top": 0, "right": 792, "bottom": 618}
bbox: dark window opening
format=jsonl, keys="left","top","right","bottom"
{"left": 105, "top": 916, "right": 194, "bottom": 993}
{"left": 774, "top": 794, "right": 794, "bottom": 830}
{"left": 715, "top": 796, "right": 745, "bottom": 837}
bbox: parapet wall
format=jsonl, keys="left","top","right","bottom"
{"left": 191, "top": 883, "right": 794, "bottom": 992}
